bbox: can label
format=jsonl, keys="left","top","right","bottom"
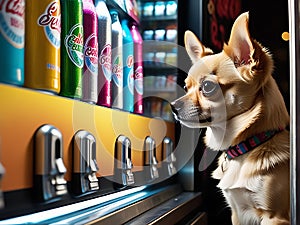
{"left": 112, "top": 55, "right": 122, "bottom": 87}
{"left": 64, "top": 23, "right": 84, "bottom": 68}
{"left": 126, "top": 55, "right": 134, "bottom": 94}
{"left": 134, "top": 66, "right": 143, "bottom": 95}
{"left": 37, "top": 1, "right": 60, "bottom": 49}
{"left": 84, "top": 33, "right": 98, "bottom": 73}
{"left": 0, "top": 0, "right": 25, "bottom": 48}
{"left": 100, "top": 44, "right": 112, "bottom": 81}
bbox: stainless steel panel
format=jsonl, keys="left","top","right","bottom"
{"left": 289, "top": 0, "right": 300, "bottom": 224}
{"left": 177, "top": 126, "right": 202, "bottom": 191}
{"left": 124, "top": 191, "right": 205, "bottom": 225}
{"left": 87, "top": 184, "right": 183, "bottom": 225}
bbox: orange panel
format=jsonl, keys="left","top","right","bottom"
{"left": 0, "top": 84, "right": 174, "bottom": 191}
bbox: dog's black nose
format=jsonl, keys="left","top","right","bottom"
{"left": 171, "top": 99, "right": 184, "bottom": 116}
{"left": 170, "top": 103, "right": 178, "bottom": 116}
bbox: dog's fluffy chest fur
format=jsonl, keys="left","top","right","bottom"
{"left": 212, "top": 133, "right": 290, "bottom": 225}
{"left": 222, "top": 183, "right": 264, "bottom": 225}
{"left": 213, "top": 154, "right": 267, "bottom": 225}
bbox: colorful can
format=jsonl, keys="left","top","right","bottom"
{"left": 129, "top": 22, "right": 144, "bottom": 114}
{"left": 122, "top": 19, "right": 134, "bottom": 112}
{"left": 110, "top": 10, "right": 123, "bottom": 109}
{"left": 60, "top": 0, "right": 84, "bottom": 98}
{"left": 25, "top": 0, "right": 61, "bottom": 93}
{"left": 0, "top": 0, "right": 25, "bottom": 86}
{"left": 82, "top": 0, "right": 98, "bottom": 103}
{"left": 95, "top": 0, "right": 112, "bottom": 107}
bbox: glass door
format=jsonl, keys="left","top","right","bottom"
{"left": 138, "top": 0, "right": 178, "bottom": 121}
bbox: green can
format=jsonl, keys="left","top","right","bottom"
{"left": 60, "top": 0, "right": 84, "bottom": 98}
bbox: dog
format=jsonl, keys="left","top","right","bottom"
{"left": 171, "top": 12, "right": 290, "bottom": 225}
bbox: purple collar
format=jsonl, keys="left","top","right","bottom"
{"left": 226, "top": 128, "right": 284, "bottom": 159}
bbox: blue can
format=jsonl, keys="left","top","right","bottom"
{"left": 0, "top": 0, "right": 25, "bottom": 86}
{"left": 110, "top": 10, "right": 123, "bottom": 109}
{"left": 121, "top": 19, "right": 134, "bottom": 112}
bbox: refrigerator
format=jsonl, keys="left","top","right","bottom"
{"left": 139, "top": 0, "right": 290, "bottom": 224}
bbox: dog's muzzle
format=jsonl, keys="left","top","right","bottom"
{"left": 170, "top": 98, "right": 184, "bottom": 118}
{"left": 171, "top": 98, "right": 212, "bottom": 125}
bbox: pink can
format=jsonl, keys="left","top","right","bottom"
{"left": 130, "top": 22, "right": 144, "bottom": 114}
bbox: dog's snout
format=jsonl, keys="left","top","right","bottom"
{"left": 171, "top": 99, "right": 184, "bottom": 115}
{"left": 170, "top": 103, "right": 178, "bottom": 115}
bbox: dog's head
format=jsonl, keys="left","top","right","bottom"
{"left": 171, "top": 12, "right": 275, "bottom": 129}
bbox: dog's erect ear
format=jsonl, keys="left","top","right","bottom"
{"left": 185, "top": 31, "right": 213, "bottom": 63}
{"left": 224, "top": 12, "right": 254, "bottom": 66}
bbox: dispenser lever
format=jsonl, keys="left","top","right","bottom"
{"left": 72, "top": 130, "right": 99, "bottom": 195}
{"left": 34, "top": 125, "right": 68, "bottom": 202}
{"left": 162, "top": 137, "right": 177, "bottom": 176}
{"left": 144, "top": 136, "right": 159, "bottom": 181}
{"left": 114, "top": 135, "right": 135, "bottom": 188}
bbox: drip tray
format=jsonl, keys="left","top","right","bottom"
{"left": 0, "top": 184, "right": 206, "bottom": 225}
{"left": 125, "top": 191, "right": 206, "bottom": 225}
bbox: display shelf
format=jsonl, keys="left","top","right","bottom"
{"left": 144, "top": 88, "right": 176, "bottom": 93}
{"left": 144, "top": 64, "right": 177, "bottom": 72}
{"left": 141, "top": 15, "right": 177, "bottom": 22}
{"left": 143, "top": 40, "right": 177, "bottom": 51}
{"left": 0, "top": 84, "right": 175, "bottom": 192}
{"left": 107, "top": 0, "right": 140, "bottom": 23}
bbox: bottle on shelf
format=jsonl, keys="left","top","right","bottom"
{"left": 122, "top": 19, "right": 134, "bottom": 112}
{"left": 95, "top": 0, "right": 112, "bottom": 107}
{"left": 0, "top": 0, "right": 25, "bottom": 86}
{"left": 82, "top": 0, "right": 98, "bottom": 104}
{"left": 60, "top": 0, "right": 84, "bottom": 99}
{"left": 110, "top": 10, "right": 123, "bottom": 109}
{"left": 129, "top": 21, "right": 144, "bottom": 114}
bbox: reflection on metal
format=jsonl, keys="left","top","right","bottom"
{"left": 60, "top": 184, "right": 182, "bottom": 225}
{"left": 0, "top": 163, "right": 5, "bottom": 209}
{"left": 288, "top": 0, "right": 300, "bottom": 224}
{"left": 0, "top": 186, "right": 148, "bottom": 224}
{"left": 124, "top": 192, "right": 205, "bottom": 225}
{"left": 162, "top": 137, "right": 177, "bottom": 176}
{"left": 114, "top": 135, "right": 134, "bottom": 189}
{"left": 177, "top": 126, "right": 203, "bottom": 191}
{"left": 34, "top": 125, "right": 67, "bottom": 202}
{"left": 72, "top": 130, "right": 99, "bottom": 195}
{"left": 143, "top": 136, "right": 159, "bottom": 181}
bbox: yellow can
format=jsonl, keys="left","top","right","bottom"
{"left": 25, "top": 0, "right": 61, "bottom": 93}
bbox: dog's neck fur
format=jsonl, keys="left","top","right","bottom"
{"left": 205, "top": 77, "right": 289, "bottom": 151}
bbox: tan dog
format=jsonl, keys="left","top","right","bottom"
{"left": 171, "top": 12, "right": 290, "bottom": 225}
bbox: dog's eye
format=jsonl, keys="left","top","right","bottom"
{"left": 201, "top": 80, "right": 219, "bottom": 97}
{"left": 183, "top": 85, "right": 188, "bottom": 92}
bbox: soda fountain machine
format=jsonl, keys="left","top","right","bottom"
{"left": 0, "top": 0, "right": 207, "bottom": 224}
